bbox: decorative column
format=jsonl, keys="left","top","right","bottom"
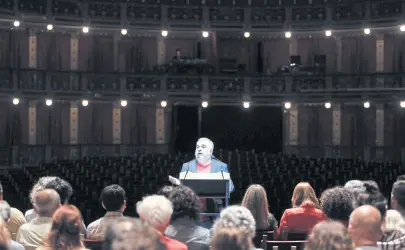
{"left": 289, "top": 38, "right": 298, "bottom": 57}
{"left": 335, "top": 37, "right": 342, "bottom": 72}
{"left": 70, "top": 35, "right": 79, "bottom": 158}
{"left": 112, "top": 103, "right": 121, "bottom": 144}
{"left": 28, "top": 30, "right": 37, "bottom": 145}
{"left": 156, "top": 102, "right": 166, "bottom": 150}
{"left": 157, "top": 36, "right": 166, "bottom": 65}
{"left": 69, "top": 103, "right": 79, "bottom": 144}
{"left": 376, "top": 35, "right": 384, "bottom": 86}
{"left": 332, "top": 104, "right": 341, "bottom": 157}
{"left": 284, "top": 105, "right": 298, "bottom": 154}
{"left": 375, "top": 104, "right": 384, "bottom": 160}
{"left": 28, "top": 30, "right": 37, "bottom": 68}
{"left": 113, "top": 34, "right": 119, "bottom": 71}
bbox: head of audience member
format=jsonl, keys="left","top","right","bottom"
{"left": 291, "top": 182, "right": 319, "bottom": 208}
{"left": 397, "top": 175, "right": 405, "bottom": 181}
{"left": 362, "top": 180, "right": 380, "bottom": 194}
{"left": 211, "top": 228, "right": 252, "bottom": 250}
{"left": 305, "top": 221, "right": 354, "bottom": 250}
{"left": 391, "top": 181, "right": 405, "bottom": 214}
{"left": 0, "top": 218, "right": 10, "bottom": 249}
{"left": 320, "top": 187, "right": 355, "bottom": 226}
{"left": 169, "top": 186, "right": 199, "bottom": 222}
{"left": 103, "top": 217, "right": 166, "bottom": 250}
{"left": 0, "top": 183, "right": 4, "bottom": 201}
{"left": 33, "top": 189, "right": 61, "bottom": 218}
{"left": 241, "top": 184, "right": 272, "bottom": 230}
{"left": 385, "top": 209, "right": 405, "bottom": 234}
{"left": 0, "top": 201, "right": 10, "bottom": 223}
{"left": 349, "top": 205, "right": 383, "bottom": 247}
{"left": 357, "top": 190, "right": 387, "bottom": 219}
{"left": 137, "top": 195, "right": 173, "bottom": 233}
{"left": 43, "top": 205, "right": 84, "bottom": 249}
{"left": 30, "top": 177, "right": 73, "bottom": 205}
{"left": 345, "top": 180, "right": 366, "bottom": 196}
{"left": 100, "top": 185, "right": 126, "bottom": 213}
{"left": 212, "top": 205, "right": 256, "bottom": 240}
{"left": 157, "top": 186, "right": 174, "bottom": 199}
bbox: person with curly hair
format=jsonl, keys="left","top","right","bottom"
{"left": 320, "top": 187, "right": 356, "bottom": 227}
{"left": 211, "top": 228, "right": 253, "bottom": 250}
{"left": 305, "top": 220, "right": 354, "bottom": 250}
{"left": 38, "top": 205, "right": 87, "bottom": 250}
{"left": 165, "top": 186, "right": 210, "bottom": 250}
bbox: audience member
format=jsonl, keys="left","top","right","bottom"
{"left": 137, "top": 195, "right": 187, "bottom": 250}
{"left": 391, "top": 181, "right": 405, "bottom": 218}
{"left": 212, "top": 205, "right": 256, "bottom": 248}
{"left": 397, "top": 175, "right": 405, "bottom": 181}
{"left": 103, "top": 217, "right": 166, "bottom": 250}
{"left": 0, "top": 183, "right": 26, "bottom": 241}
{"left": 381, "top": 210, "right": 405, "bottom": 242}
{"left": 241, "top": 184, "right": 278, "bottom": 231}
{"left": 158, "top": 186, "right": 175, "bottom": 198}
{"left": 345, "top": 180, "right": 366, "bottom": 196}
{"left": 349, "top": 205, "right": 382, "bottom": 250}
{"left": 305, "top": 221, "right": 354, "bottom": 250}
{"left": 38, "top": 205, "right": 86, "bottom": 250}
{"left": 0, "top": 203, "right": 24, "bottom": 250}
{"left": 320, "top": 187, "right": 356, "bottom": 226}
{"left": 278, "top": 182, "right": 327, "bottom": 236}
{"left": 362, "top": 181, "right": 380, "bottom": 194}
{"left": 211, "top": 228, "right": 252, "bottom": 250}
{"left": 26, "top": 177, "right": 73, "bottom": 222}
{"left": 87, "top": 184, "right": 126, "bottom": 240}
{"left": 16, "top": 189, "right": 60, "bottom": 250}
{"left": 165, "top": 186, "right": 210, "bottom": 250}
{"left": 357, "top": 190, "right": 387, "bottom": 219}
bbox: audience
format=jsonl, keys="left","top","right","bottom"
{"left": 397, "top": 175, "right": 405, "bottom": 181}
{"left": 103, "top": 217, "right": 167, "bottom": 250}
{"left": 241, "top": 184, "right": 278, "bottom": 231}
{"left": 16, "top": 189, "right": 60, "bottom": 250}
{"left": 381, "top": 210, "right": 405, "bottom": 242}
{"left": 320, "top": 187, "right": 356, "bottom": 226}
{"left": 137, "top": 195, "right": 188, "bottom": 250}
{"left": 38, "top": 205, "right": 86, "bottom": 250}
{"left": 391, "top": 181, "right": 405, "bottom": 218}
{"left": 349, "top": 205, "right": 382, "bottom": 250}
{"left": 0, "top": 183, "right": 26, "bottom": 241}
{"left": 211, "top": 228, "right": 252, "bottom": 250}
{"left": 158, "top": 186, "right": 175, "bottom": 198}
{"left": 362, "top": 181, "right": 380, "bottom": 194}
{"left": 0, "top": 202, "right": 24, "bottom": 250}
{"left": 357, "top": 190, "right": 387, "bottom": 220}
{"left": 345, "top": 180, "right": 366, "bottom": 198}
{"left": 87, "top": 184, "right": 126, "bottom": 240}
{"left": 278, "top": 182, "right": 327, "bottom": 236}
{"left": 165, "top": 186, "right": 210, "bottom": 250}
{"left": 305, "top": 221, "right": 354, "bottom": 250}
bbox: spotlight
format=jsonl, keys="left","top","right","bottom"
{"left": 202, "top": 31, "right": 209, "bottom": 38}
{"left": 400, "top": 25, "right": 405, "bottom": 32}
{"left": 12, "top": 98, "right": 19, "bottom": 105}
{"left": 363, "top": 101, "right": 370, "bottom": 109}
{"left": 120, "top": 100, "right": 128, "bottom": 107}
{"left": 325, "top": 30, "right": 332, "bottom": 37}
{"left": 244, "top": 32, "right": 250, "bottom": 38}
{"left": 121, "top": 29, "right": 127, "bottom": 35}
{"left": 161, "top": 30, "right": 168, "bottom": 37}
{"left": 82, "top": 26, "right": 89, "bottom": 33}
{"left": 325, "top": 102, "right": 331, "bottom": 109}
{"left": 243, "top": 102, "right": 250, "bottom": 108}
{"left": 161, "top": 100, "right": 167, "bottom": 108}
{"left": 284, "top": 102, "right": 291, "bottom": 110}
{"left": 82, "top": 100, "right": 89, "bottom": 107}
{"left": 47, "top": 24, "right": 53, "bottom": 31}
{"left": 400, "top": 101, "right": 405, "bottom": 108}
{"left": 364, "top": 28, "right": 371, "bottom": 35}
{"left": 285, "top": 31, "right": 292, "bottom": 38}
{"left": 13, "top": 21, "right": 20, "bottom": 27}
{"left": 202, "top": 101, "right": 208, "bottom": 108}
{"left": 45, "top": 99, "right": 53, "bottom": 106}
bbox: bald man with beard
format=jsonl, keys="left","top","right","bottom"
{"left": 349, "top": 205, "right": 383, "bottom": 250}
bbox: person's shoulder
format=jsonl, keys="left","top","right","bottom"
{"left": 10, "top": 208, "right": 24, "bottom": 217}
{"left": 9, "top": 240, "right": 24, "bottom": 250}
{"left": 183, "top": 159, "right": 195, "bottom": 166}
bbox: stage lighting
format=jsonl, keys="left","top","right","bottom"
{"left": 244, "top": 32, "right": 250, "bottom": 38}
{"left": 47, "top": 24, "right": 53, "bottom": 31}
{"left": 363, "top": 101, "right": 370, "bottom": 109}
{"left": 45, "top": 99, "right": 53, "bottom": 106}
{"left": 82, "top": 26, "right": 89, "bottom": 33}
{"left": 12, "top": 98, "right": 19, "bottom": 105}
{"left": 284, "top": 102, "right": 291, "bottom": 109}
{"left": 243, "top": 102, "right": 250, "bottom": 108}
{"left": 285, "top": 31, "right": 292, "bottom": 38}
{"left": 13, "top": 21, "right": 20, "bottom": 27}
{"left": 161, "top": 30, "right": 168, "bottom": 37}
{"left": 121, "top": 29, "right": 127, "bottom": 35}
{"left": 202, "top": 31, "right": 209, "bottom": 38}
{"left": 82, "top": 100, "right": 89, "bottom": 107}
{"left": 325, "top": 30, "right": 332, "bottom": 37}
{"left": 161, "top": 100, "right": 167, "bottom": 108}
{"left": 120, "top": 100, "right": 128, "bottom": 107}
{"left": 325, "top": 102, "right": 331, "bottom": 109}
{"left": 400, "top": 25, "right": 405, "bottom": 32}
{"left": 400, "top": 101, "right": 405, "bottom": 108}
{"left": 364, "top": 28, "right": 371, "bottom": 35}
{"left": 202, "top": 101, "right": 208, "bottom": 108}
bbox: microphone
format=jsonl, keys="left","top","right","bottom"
{"left": 184, "top": 164, "right": 190, "bottom": 180}
{"left": 168, "top": 175, "right": 181, "bottom": 186}
{"left": 220, "top": 167, "right": 225, "bottom": 180}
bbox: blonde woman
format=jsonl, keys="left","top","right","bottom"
{"left": 241, "top": 184, "right": 278, "bottom": 231}
{"left": 381, "top": 209, "right": 405, "bottom": 242}
{"left": 278, "top": 182, "right": 327, "bottom": 236}
{"left": 305, "top": 221, "right": 354, "bottom": 250}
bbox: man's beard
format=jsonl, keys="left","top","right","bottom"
{"left": 196, "top": 153, "right": 211, "bottom": 165}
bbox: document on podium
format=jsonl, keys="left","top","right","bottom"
{"left": 179, "top": 172, "right": 230, "bottom": 180}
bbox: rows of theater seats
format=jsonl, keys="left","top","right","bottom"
{"left": 2, "top": 150, "right": 403, "bottom": 223}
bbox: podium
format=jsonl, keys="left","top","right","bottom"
{"left": 179, "top": 172, "right": 231, "bottom": 217}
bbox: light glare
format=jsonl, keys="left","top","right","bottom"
{"left": 202, "top": 31, "right": 209, "bottom": 38}
{"left": 243, "top": 102, "right": 250, "bottom": 108}
{"left": 364, "top": 28, "right": 371, "bottom": 35}
{"left": 161, "top": 100, "right": 167, "bottom": 107}
{"left": 325, "top": 30, "right": 332, "bottom": 37}
{"left": 13, "top": 21, "right": 20, "bottom": 27}
{"left": 202, "top": 101, "right": 208, "bottom": 108}
{"left": 400, "top": 25, "right": 405, "bottom": 32}
{"left": 284, "top": 102, "right": 291, "bottom": 109}
{"left": 285, "top": 31, "right": 292, "bottom": 38}
{"left": 400, "top": 101, "right": 405, "bottom": 108}
{"left": 45, "top": 99, "right": 53, "bottom": 106}
{"left": 120, "top": 100, "right": 128, "bottom": 107}
{"left": 161, "top": 30, "right": 168, "bottom": 37}
{"left": 82, "top": 100, "right": 89, "bottom": 107}
{"left": 47, "top": 24, "right": 53, "bottom": 31}
{"left": 12, "top": 98, "right": 19, "bottom": 105}
{"left": 121, "top": 29, "right": 127, "bottom": 35}
{"left": 244, "top": 32, "right": 250, "bottom": 38}
{"left": 82, "top": 26, "right": 89, "bottom": 33}
{"left": 325, "top": 102, "right": 331, "bottom": 109}
{"left": 364, "top": 101, "right": 370, "bottom": 109}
